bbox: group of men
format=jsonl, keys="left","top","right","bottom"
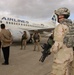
{"left": 0, "top": 24, "right": 41, "bottom": 66}
{"left": 0, "top": 7, "right": 74, "bottom": 75}
{"left": 21, "top": 30, "right": 41, "bottom": 51}
{"left": 20, "top": 7, "right": 74, "bottom": 75}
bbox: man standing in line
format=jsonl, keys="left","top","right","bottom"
{"left": 33, "top": 31, "right": 41, "bottom": 51}
{"left": 50, "top": 7, "right": 73, "bottom": 75}
{"left": 0, "top": 24, "right": 12, "bottom": 65}
{"left": 20, "top": 31, "right": 27, "bottom": 50}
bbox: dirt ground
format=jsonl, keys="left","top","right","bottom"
{"left": 0, "top": 37, "right": 53, "bottom": 75}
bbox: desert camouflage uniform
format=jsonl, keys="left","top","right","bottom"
{"left": 59, "top": 19, "right": 74, "bottom": 75}
{"left": 33, "top": 32, "right": 41, "bottom": 51}
{"left": 50, "top": 23, "right": 73, "bottom": 75}
{"left": 68, "top": 23, "right": 74, "bottom": 75}
{"left": 61, "top": 20, "right": 74, "bottom": 75}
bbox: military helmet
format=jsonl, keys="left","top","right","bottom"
{"left": 55, "top": 7, "right": 70, "bottom": 18}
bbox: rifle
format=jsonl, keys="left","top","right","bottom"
{"left": 39, "top": 43, "right": 51, "bottom": 62}
{"left": 39, "top": 34, "right": 54, "bottom": 62}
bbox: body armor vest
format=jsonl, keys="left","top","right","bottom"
{"left": 61, "top": 19, "right": 74, "bottom": 47}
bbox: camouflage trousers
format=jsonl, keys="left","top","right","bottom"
{"left": 50, "top": 63, "right": 69, "bottom": 75}
{"left": 21, "top": 39, "right": 27, "bottom": 49}
{"left": 50, "top": 45, "right": 73, "bottom": 75}
{"left": 33, "top": 39, "right": 40, "bottom": 51}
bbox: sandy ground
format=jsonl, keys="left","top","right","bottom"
{"left": 0, "top": 37, "right": 53, "bottom": 75}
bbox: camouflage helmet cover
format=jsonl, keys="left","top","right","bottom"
{"left": 55, "top": 7, "right": 70, "bottom": 18}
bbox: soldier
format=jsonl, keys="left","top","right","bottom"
{"left": 50, "top": 7, "right": 73, "bottom": 75}
{"left": 20, "top": 31, "right": 27, "bottom": 50}
{"left": 33, "top": 31, "right": 41, "bottom": 51}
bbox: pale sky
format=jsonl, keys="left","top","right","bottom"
{"left": 0, "top": 0, "right": 74, "bottom": 22}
